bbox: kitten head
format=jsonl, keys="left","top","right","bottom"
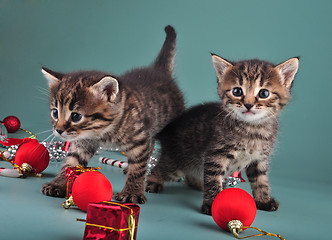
{"left": 212, "top": 54, "right": 299, "bottom": 124}
{"left": 42, "top": 67, "right": 120, "bottom": 141}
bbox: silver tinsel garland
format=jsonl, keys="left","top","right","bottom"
{"left": 97, "top": 148, "right": 242, "bottom": 186}
{"left": 1, "top": 138, "right": 242, "bottom": 187}
{"left": 2, "top": 141, "right": 68, "bottom": 162}
{"left": 223, "top": 176, "right": 242, "bottom": 187}
{"left": 41, "top": 141, "right": 68, "bottom": 161}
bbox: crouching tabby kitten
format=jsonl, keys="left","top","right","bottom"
{"left": 146, "top": 54, "right": 299, "bottom": 214}
{"left": 41, "top": 25, "right": 185, "bottom": 204}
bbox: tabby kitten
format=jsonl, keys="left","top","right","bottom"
{"left": 146, "top": 54, "right": 299, "bottom": 214}
{"left": 41, "top": 25, "right": 185, "bottom": 204}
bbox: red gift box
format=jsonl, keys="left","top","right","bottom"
{"left": 65, "top": 165, "right": 101, "bottom": 198}
{"left": 83, "top": 201, "right": 140, "bottom": 240}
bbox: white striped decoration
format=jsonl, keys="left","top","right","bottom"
{"left": 99, "top": 157, "right": 128, "bottom": 169}
{"left": 0, "top": 168, "right": 22, "bottom": 178}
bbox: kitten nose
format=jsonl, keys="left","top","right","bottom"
{"left": 55, "top": 129, "right": 64, "bottom": 135}
{"left": 244, "top": 104, "right": 253, "bottom": 111}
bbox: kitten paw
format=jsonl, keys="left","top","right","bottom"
{"left": 256, "top": 198, "right": 279, "bottom": 211}
{"left": 145, "top": 181, "right": 164, "bottom": 193}
{"left": 41, "top": 182, "right": 66, "bottom": 198}
{"left": 115, "top": 191, "right": 147, "bottom": 204}
{"left": 201, "top": 203, "right": 212, "bottom": 215}
{"left": 122, "top": 166, "right": 128, "bottom": 175}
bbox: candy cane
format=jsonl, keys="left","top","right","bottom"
{"left": 99, "top": 157, "right": 128, "bottom": 169}
{"left": 0, "top": 168, "right": 22, "bottom": 178}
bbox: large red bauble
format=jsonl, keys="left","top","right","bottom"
{"left": 72, "top": 171, "right": 113, "bottom": 212}
{"left": 2, "top": 116, "right": 21, "bottom": 133}
{"left": 211, "top": 188, "right": 257, "bottom": 231}
{"left": 14, "top": 141, "right": 50, "bottom": 173}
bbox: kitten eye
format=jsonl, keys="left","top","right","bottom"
{"left": 232, "top": 87, "right": 243, "bottom": 97}
{"left": 51, "top": 109, "right": 58, "bottom": 119}
{"left": 258, "top": 89, "right": 270, "bottom": 99}
{"left": 71, "top": 112, "right": 82, "bottom": 122}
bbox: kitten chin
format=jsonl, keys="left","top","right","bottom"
{"left": 54, "top": 131, "right": 90, "bottom": 141}
{"left": 233, "top": 108, "right": 271, "bottom": 124}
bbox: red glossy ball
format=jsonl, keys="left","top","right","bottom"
{"left": 14, "top": 141, "right": 50, "bottom": 173}
{"left": 72, "top": 171, "right": 113, "bottom": 212}
{"left": 2, "top": 116, "right": 21, "bottom": 133}
{"left": 211, "top": 188, "right": 257, "bottom": 231}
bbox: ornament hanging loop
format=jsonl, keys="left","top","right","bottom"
{"left": 22, "top": 163, "right": 33, "bottom": 173}
{"left": 240, "top": 226, "right": 286, "bottom": 240}
{"left": 63, "top": 195, "right": 75, "bottom": 209}
{"left": 228, "top": 221, "right": 286, "bottom": 240}
{"left": 228, "top": 220, "right": 244, "bottom": 237}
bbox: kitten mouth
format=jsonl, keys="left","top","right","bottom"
{"left": 61, "top": 134, "right": 79, "bottom": 141}
{"left": 243, "top": 111, "right": 255, "bottom": 115}
{"left": 60, "top": 136, "right": 73, "bottom": 141}
{"left": 54, "top": 131, "right": 76, "bottom": 141}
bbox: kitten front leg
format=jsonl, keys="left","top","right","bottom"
{"left": 41, "top": 156, "right": 78, "bottom": 197}
{"left": 115, "top": 140, "right": 152, "bottom": 204}
{"left": 41, "top": 140, "right": 98, "bottom": 197}
{"left": 146, "top": 165, "right": 166, "bottom": 193}
{"left": 246, "top": 160, "right": 279, "bottom": 211}
{"left": 201, "top": 154, "right": 230, "bottom": 215}
{"left": 146, "top": 154, "right": 181, "bottom": 193}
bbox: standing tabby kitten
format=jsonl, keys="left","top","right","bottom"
{"left": 146, "top": 53, "right": 299, "bottom": 214}
{"left": 41, "top": 26, "right": 185, "bottom": 204}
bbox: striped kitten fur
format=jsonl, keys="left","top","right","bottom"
{"left": 41, "top": 26, "right": 185, "bottom": 204}
{"left": 146, "top": 54, "right": 299, "bottom": 214}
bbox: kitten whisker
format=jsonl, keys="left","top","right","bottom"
{"left": 35, "top": 87, "right": 51, "bottom": 102}
{"left": 43, "top": 132, "right": 55, "bottom": 142}
{"left": 34, "top": 96, "right": 50, "bottom": 103}
{"left": 50, "top": 135, "right": 56, "bottom": 143}
{"left": 266, "top": 109, "right": 277, "bottom": 120}
{"left": 224, "top": 108, "right": 235, "bottom": 119}
{"left": 36, "top": 129, "right": 53, "bottom": 135}
{"left": 76, "top": 139, "right": 95, "bottom": 155}
{"left": 80, "top": 140, "right": 90, "bottom": 152}
{"left": 256, "top": 109, "right": 277, "bottom": 125}
{"left": 231, "top": 69, "right": 239, "bottom": 77}
{"left": 36, "top": 86, "right": 50, "bottom": 95}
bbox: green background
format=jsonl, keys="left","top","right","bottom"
{"left": 0, "top": 0, "right": 331, "bottom": 239}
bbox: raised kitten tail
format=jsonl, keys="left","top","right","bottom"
{"left": 153, "top": 25, "right": 177, "bottom": 74}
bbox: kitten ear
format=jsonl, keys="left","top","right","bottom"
{"left": 274, "top": 57, "right": 299, "bottom": 89}
{"left": 90, "top": 76, "right": 119, "bottom": 102}
{"left": 211, "top": 53, "right": 233, "bottom": 82}
{"left": 41, "top": 67, "right": 63, "bottom": 87}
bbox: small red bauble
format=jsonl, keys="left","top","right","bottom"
{"left": 211, "top": 188, "right": 256, "bottom": 232}
{"left": 72, "top": 171, "right": 113, "bottom": 212}
{"left": 2, "top": 116, "right": 21, "bottom": 133}
{"left": 14, "top": 140, "right": 50, "bottom": 173}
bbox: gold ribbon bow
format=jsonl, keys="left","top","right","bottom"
{"left": 65, "top": 165, "right": 101, "bottom": 199}
{"left": 72, "top": 165, "right": 101, "bottom": 173}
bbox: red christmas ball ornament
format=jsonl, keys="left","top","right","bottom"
{"left": 14, "top": 140, "right": 50, "bottom": 173}
{"left": 212, "top": 188, "right": 256, "bottom": 235}
{"left": 2, "top": 116, "right": 21, "bottom": 133}
{"left": 71, "top": 171, "right": 113, "bottom": 212}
